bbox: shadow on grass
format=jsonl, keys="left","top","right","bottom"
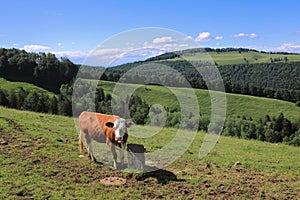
{"left": 134, "top": 165, "right": 185, "bottom": 184}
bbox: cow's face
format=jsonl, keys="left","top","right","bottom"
{"left": 113, "top": 118, "right": 127, "bottom": 143}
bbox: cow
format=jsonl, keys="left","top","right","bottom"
{"left": 78, "top": 111, "right": 134, "bottom": 169}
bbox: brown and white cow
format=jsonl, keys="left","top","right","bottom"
{"left": 78, "top": 111, "right": 134, "bottom": 169}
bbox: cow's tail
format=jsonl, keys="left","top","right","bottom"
{"left": 78, "top": 130, "right": 84, "bottom": 158}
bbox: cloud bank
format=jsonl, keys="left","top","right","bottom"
{"left": 23, "top": 44, "right": 51, "bottom": 51}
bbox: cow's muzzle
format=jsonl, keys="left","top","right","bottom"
{"left": 115, "top": 137, "right": 122, "bottom": 143}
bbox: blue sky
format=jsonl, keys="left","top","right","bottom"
{"left": 1, "top": 0, "right": 300, "bottom": 65}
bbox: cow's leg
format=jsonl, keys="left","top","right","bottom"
{"left": 78, "top": 131, "right": 85, "bottom": 158}
{"left": 82, "top": 129, "right": 96, "bottom": 162}
{"left": 87, "top": 143, "right": 96, "bottom": 162}
{"left": 108, "top": 142, "right": 118, "bottom": 169}
{"left": 120, "top": 143, "right": 125, "bottom": 167}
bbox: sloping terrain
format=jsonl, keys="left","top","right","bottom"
{"left": 0, "top": 106, "right": 299, "bottom": 199}
{"left": 98, "top": 80, "right": 300, "bottom": 121}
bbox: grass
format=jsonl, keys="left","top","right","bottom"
{"left": 165, "top": 50, "right": 300, "bottom": 65}
{"left": 0, "top": 106, "right": 299, "bottom": 199}
{"left": 0, "top": 78, "right": 56, "bottom": 97}
{"left": 98, "top": 80, "right": 300, "bottom": 121}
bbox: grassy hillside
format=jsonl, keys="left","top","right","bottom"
{"left": 162, "top": 50, "right": 300, "bottom": 65}
{"left": 110, "top": 48, "right": 300, "bottom": 92}
{"left": 0, "top": 78, "right": 56, "bottom": 96}
{"left": 0, "top": 106, "right": 299, "bottom": 199}
{"left": 97, "top": 80, "right": 300, "bottom": 121}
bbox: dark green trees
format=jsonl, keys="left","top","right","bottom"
{"left": 223, "top": 113, "right": 300, "bottom": 146}
{"left": 0, "top": 48, "right": 78, "bottom": 93}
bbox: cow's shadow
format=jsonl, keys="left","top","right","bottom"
{"left": 94, "top": 160, "right": 184, "bottom": 184}
{"left": 133, "top": 165, "right": 184, "bottom": 184}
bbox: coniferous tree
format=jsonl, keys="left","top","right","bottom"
{"left": 50, "top": 96, "right": 58, "bottom": 114}
{"left": 0, "top": 90, "right": 9, "bottom": 107}
{"left": 9, "top": 91, "right": 18, "bottom": 108}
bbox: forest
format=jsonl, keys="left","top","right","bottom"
{"left": 0, "top": 48, "right": 78, "bottom": 93}
{"left": 103, "top": 59, "right": 300, "bottom": 103}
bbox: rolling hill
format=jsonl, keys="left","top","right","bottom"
{"left": 0, "top": 78, "right": 56, "bottom": 97}
{"left": 105, "top": 48, "right": 300, "bottom": 94}
{"left": 97, "top": 80, "right": 300, "bottom": 122}
{"left": 151, "top": 48, "right": 300, "bottom": 65}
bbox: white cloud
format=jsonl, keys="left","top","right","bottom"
{"left": 215, "top": 36, "right": 223, "bottom": 40}
{"left": 52, "top": 50, "right": 91, "bottom": 65}
{"left": 152, "top": 36, "right": 177, "bottom": 44}
{"left": 249, "top": 33, "right": 258, "bottom": 38}
{"left": 143, "top": 36, "right": 194, "bottom": 52}
{"left": 52, "top": 50, "right": 90, "bottom": 59}
{"left": 184, "top": 36, "right": 193, "bottom": 41}
{"left": 268, "top": 43, "right": 300, "bottom": 53}
{"left": 195, "top": 32, "right": 212, "bottom": 42}
{"left": 239, "top": 43, "right": 300, "bottom": 54}
{"left": 23, "top": 44, "right": 51, "bottom": 51}
{"left": 233, "top": 33, "right": 258, "bottom": 38}
{"left": 234, "top": 33, "right": 247, "bottom": 38}
{"left": 57, "top": 42, "right": 64, "bottom": 48}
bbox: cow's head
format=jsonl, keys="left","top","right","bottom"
{"left": 106, "top": 118, "right": 134, "bottom": 143}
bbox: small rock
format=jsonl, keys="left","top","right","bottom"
{"left": 233, "top": 161, "right": 242, "bottom": 168}
{"left": 0, "top": 138, "right": 8, "bottom": 145}
{"left": 183, "top": 190, "right": 189, "bottom": 195}
{"left": 206, "top": 163, "right": 212, "bottom": 168}
{"left": 56, "top": 138, "right": 63, "bottom": 142}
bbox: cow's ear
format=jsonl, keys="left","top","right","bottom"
{"left": 126, "top": 121, "right": 135, "bottom": 128}
{"left": 105, "top": 122, "right": 114, "bottom": 128}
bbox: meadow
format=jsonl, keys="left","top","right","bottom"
{"left": 0, "top": 78, "right": 56, "bottom": 97}
{"left": 4, "top": 77, "right": 299, "bottom": 122}
{"left": 165, "top": 50, "right": 300, "bottom": 65}
{"left": 98, "top": 80, "right": 300, "bottom": 121}
{"left": 0, "top": 106, "right": 299, "bottom": 199}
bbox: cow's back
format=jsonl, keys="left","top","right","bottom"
{"left": 79, "top": 111, "right": 120, "bottom": 143}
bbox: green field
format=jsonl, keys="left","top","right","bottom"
{"left": 0, "top": 106, "right": 299, "bottom": 199}
{"left": 97, "top": 80, "right": 300, "bottom": 121}
{"left": 0, "top": 78, "right": 56, "bottom": 97}
{"left": 165, "top": 50, "right": 300, "bottom": 65}
{"left": 3, "top": 77, "right": 299, "bottom": 122}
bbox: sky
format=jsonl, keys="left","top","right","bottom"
{"left": 1, "top": 0, "right": 300, "bottom": 65}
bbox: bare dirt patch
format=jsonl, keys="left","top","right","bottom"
{"left": 100, "top": 177, "right": 127, "bottom": 186}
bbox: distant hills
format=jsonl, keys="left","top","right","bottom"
{"left": 102, "top": 48, "right": 300, "bottom": 103}
{"left": 146, "top": 47, "right": 300, "bottom": 65}
{"left": 0, "top": 47, "right": 299, "bottom": 101}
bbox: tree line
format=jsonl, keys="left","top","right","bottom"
{"left": 223, "top": 113, "right": 300, "bottom": 146}
{"left": 103, "top": 60, "right": 300, "bottom": 103}
{"left": 0, "top": 86, "right": 71, "bottom": 116}
{"left": 0, "top": 48, "right": 78, "bottom": 93}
